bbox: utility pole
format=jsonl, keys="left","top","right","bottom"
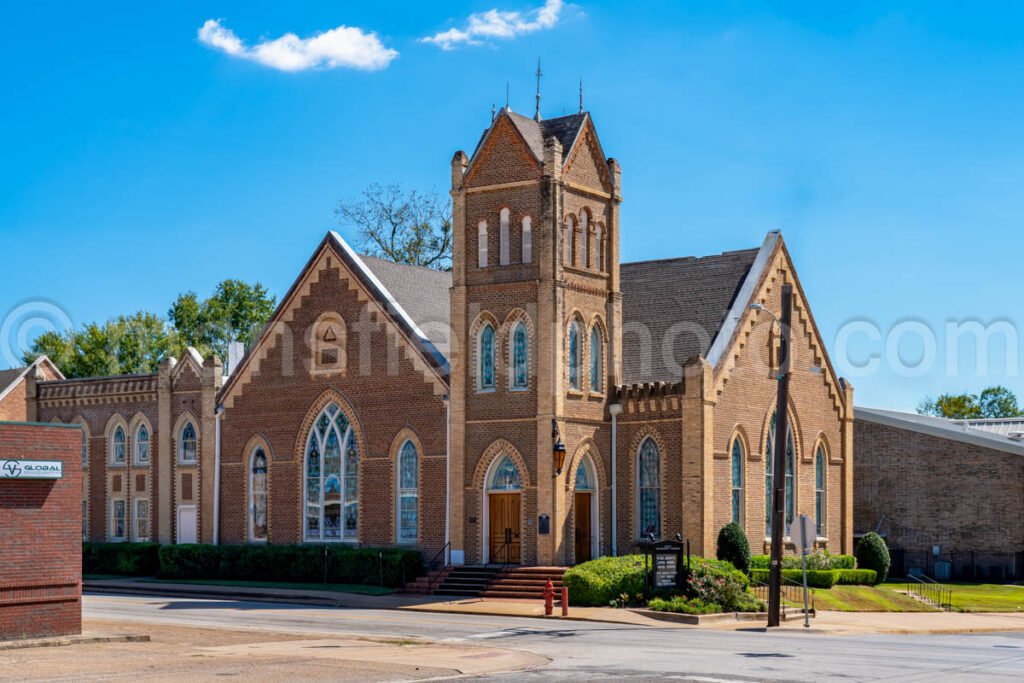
{"left": 767, "top": 283, "right": 793, "bottom": 628}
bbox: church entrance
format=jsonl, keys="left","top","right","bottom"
{"left": 488, "top": 493, "right": 521, "bottom": 564}
{"left": 574, "top": 491, "right": 592, "bottom": 563}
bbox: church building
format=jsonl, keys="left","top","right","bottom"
{"left": 27, "top": 105, "right": 855, "bottom": 567}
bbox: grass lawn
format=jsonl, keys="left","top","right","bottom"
{"left": 942, "top": 583, "right": 1024, "bottom": 613}
{"left": 787, "top": 585, "right": 937, "bottom": 612}
{"left": 136, "top": 578, "right": 395, "bottom": 596}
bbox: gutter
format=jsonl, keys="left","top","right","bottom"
{"left": 608, "top": 402, "right": 623, "bottom": 556}
{"left": 444, "top": 394, "right": 451, "bottom": 566}
{"left": 213, "top": 403, "right": 223, "bottom": 545}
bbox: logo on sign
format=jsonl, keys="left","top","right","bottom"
{"left": 2, "top": 460, "right": 22, "bottom": 477}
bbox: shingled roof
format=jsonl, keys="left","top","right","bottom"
{"left": 620, "top": 248, "right": 761, "bottom": 384}
{"left": 471, "top": 110, "right": 589, "bottom": 164}
{"left": 360, "top": 255, "right": 452, "bottom": 358}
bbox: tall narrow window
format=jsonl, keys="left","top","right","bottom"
{"left": 595, "top": 224, "right": 604, "bottom": 271}
{"left": 568, "top": 322, "right": 581, "bottom": 390}
{"left": 134, "top": 499, "right": 149, "bottom": 541}
{"left": 111, "top": 499, "right": 126, "bottom": 540}
{"left": 815, "top": 445, "right": 826, "bottom": 536}
{"left": 478, "top": 221, "right": 488, "bottom": 268}
{"left": 565, "top": 216, "right": 575, "bottom": 266}
{"left": 765, "top": 412, "right": 796, "bottom": 536}
{"left": 250, "top": 447, "right": 268, "bottom": 542}
{"left": 580, "top": 211, "right": 589, "bottom": 268}
{"left": 511, "top": 323, "right": 528, "bottom": 390}
{"left": 304, "top": 403, "right": 359, "bottom": 541}
{"left": 589, "top": 326, "right": 602, "bottom": 392}
{"left": 135, "top": 425, "right": 149, "bottom": 466}
{"left": 82, "top": 431, "right": 88, "bottom": 468}
{"left": 110, "top": 426, "right": 126, "bottom": 465}
{"left": 180, "top": 422, "right": 197, "bottom": 464}
{"left": 638, "top": 437, "right": 660, "bottom": 539}
{"left": 397, "top": 440, "right": 418, "bottom": 543}
{"left": 499, "top": 208, "right": 510, "bottom": 265}
{"left": 478, "top": 324, "right": 496, "bottom": 390}
{"left": 731, "top": 437, "right": 744, "bottom": 524}
{"left": 521, "top": 216, "right": 532, "bottom": 263}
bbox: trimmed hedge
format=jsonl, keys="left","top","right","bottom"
{"left": 716, "top": 523, "right": 752, "bottom": 575}
{"left": 751, "top": 568, "right": 840, "bottom": 589}
{"left": 647, "top": 596, "right": 723, "bottom": 615}
{"left": 855, "top": 533, "right": 890, "bottom": 584}
{"left": 157, "top": 545, "right": 421, "bottom": 587}
{"left": 751, "top": 551, "right": 855, "bottom": 571}
{"left": 83, "top": 542, "right": 160, "bottom": 576}
{"left": 562, "top": 555, "right": 647, "bottom": 607}
{"left": 835, "top": 569, "right": 877, "bottom": 585}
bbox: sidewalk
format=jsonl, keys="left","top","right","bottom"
{"left": 84, "top": 577, "right": 1024, "bottom": 635}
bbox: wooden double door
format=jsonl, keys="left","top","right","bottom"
{"left": 488, "top": 493, "right": 521, "bottom": 564}
{"left": 574, "top": 492, "right": 593, "bottom": 563}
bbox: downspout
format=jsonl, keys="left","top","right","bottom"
{"left": 213, "top": 403, "right": 223, "bottom": 545}
{"left": 444, "top": 394, "right": 451, "bottom": 566}
{"left": 608, "top": 402, "right": 623, "bottom": 557}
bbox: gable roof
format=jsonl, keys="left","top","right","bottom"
{"left": 858, "top": 407, "right": 1024, "bottom": 457}
{"left": 620, "top": 245, "right": 763, "bottom": 384}
{"left": 470, "top": 109, "right": 590, "bottom": 167}
{"left": 0, "top": 356, "right": 65, "bottom": 403}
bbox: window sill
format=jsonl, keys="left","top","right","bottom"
{"left": 567, "top": 389, "right": 585, "bottom": 397}
{"left": 178, "top": 461, "right": 198, "bottom": 467}
{"left": 508, "top": 386, "right": 529, "bottom": 393}
{"left": 109, "top": 462, "right": 126, "bottom": 468}
{"left": 476, "top": 387, "right": 496, "bottom": 395}
{"left": 134, "top": 461, "right": 149, "bottom": 468}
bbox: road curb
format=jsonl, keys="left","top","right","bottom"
{"left": 0, "top": 634, "right": 150, "bottom": 651}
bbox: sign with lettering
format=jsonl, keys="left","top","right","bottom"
{"left": 0, "top": 459, "right": 63, "bottom": 479}
{"left": 654, "top": 551, "right": 679, "bottom": 589}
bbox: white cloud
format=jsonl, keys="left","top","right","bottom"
{"left": 422, "top": 0, "right": 566, "bottom": 50}
{"left": 198, "top": 19, "right": 398, "bottom": 72}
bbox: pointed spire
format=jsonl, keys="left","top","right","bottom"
{"left": 579, "top": 78, "right": 584, "bottom": 113}
{"left": 534, "top": 57, "right": 543, "bottom": 121}
{"left": 491, "top": 103, "right": 496, "bottom": 122}
{"left": 505, "top": 82, "right": 510, "bottom": 111}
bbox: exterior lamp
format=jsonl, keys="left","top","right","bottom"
{"left": 552, "top": 419, "right": 567, "bottom": 475}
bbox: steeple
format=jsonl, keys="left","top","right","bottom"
{"left": 534, "top": 58, "right": 543, "bottom": 122}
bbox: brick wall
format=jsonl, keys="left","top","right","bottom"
{"left": 0, "top": 380, "right": 27, "bottom": 421}
{"left": 0, "top": 422, "right": 82, "bottom": 640}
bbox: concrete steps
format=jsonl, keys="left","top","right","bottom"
{"left": 431, "top": 566, "right": 503, "bottom": 597}
{"left": 480, "top": 566, "right": 568, "bottom": 600}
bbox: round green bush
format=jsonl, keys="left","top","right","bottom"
{"left": 854, "top": 532, "right": 890, "bottom": 584}
{"left": 562, "top": 555, "right": 647, "bottom": 606}
{"left": 716, "top": 523, "right": 752, "bottom": 574}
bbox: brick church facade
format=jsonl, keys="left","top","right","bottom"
{"left": 23, "top": 106, "right": 854, "bottom": 566}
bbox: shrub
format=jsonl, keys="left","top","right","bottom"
{"left": 83, "top": 542, "right": 160, "bottom": 576}
{"left": 834, "top": 569, "right": 877, "bottom": 585}
{"left": 855, "top": 533, "right": 890, "bottom": 584}
{"left": 686, "top": 557, "right": 756, "bottom": 611}
{"left": 750, "top": 551, "right": 855, "bottom": 571}
{"left": 563, "top": 555, "right": 647, "bottom": 607}
{"left": 716, "top": 523, "right": 752, "bottom": 575}
{"left": 156, "top": 545, "right": 421, "bottom": 587}
{"left": 750, "top": 568, "right": 840, "bottom": 589}
{"left": 647, "top": 596, "right": 723, "bottom": 615}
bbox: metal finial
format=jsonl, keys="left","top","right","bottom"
{"left": 579, "top": 78, "right": 583, "bottom": 113}
{"left": 505, "top": 82, "right": 510, "bottom": 111}
{"left": 491, "top": 103, "right": 496, "bottom": 122}
{"left": 534, "top": 57, "right": 543, "bottom": 121}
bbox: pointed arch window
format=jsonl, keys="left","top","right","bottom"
{"left": 397, "top": 440, "right": 419, "bottom": 543}
{"left": 510, "top": 322, "right": 529, "bottom": 390}
{"left": 521, "top": 216, "right": 532, "bottom": 264}
{"left": 589, "top": 326, "right": 603, "bottom": 393}
{"left": 478, "top": 323, "right": 496, "bottom": 390}
{"left": 568, "top": 321, "right": 582, "bottom": 390}
{"left": 179, "top": 422, "right": 197, "bottom": 464}
{"left": 478, "top": 221, "right": 488, "bottom": 268}
{"left": 815, "top": 445, "right": 827, "bottom": 536}
{"left": 499, "top": 208, "right": 510, "bottom": 265}
{"left": 580, "top": 211, "right": 589, "bottom": 268}
{"left": 134, "top": 425, "right": 150, "bottom": 466}
{"left": 305, "top": 403, "right": 359, "bottom": 541}
{"left": 575, "top": 455, "right": 594, "bottom": 490}
{"left": 595, "top": 224, "right": 604, "bottom": 271}
{"left": 489, "top": 455, "right": 522, "bottom": 491}
{"left": 765, "top": 412, "right": 795, "bottom": 536}
{"left": 110, "top": 426, "right": 126, "bottom": 466}
{"left": 565, "top": 216, "right": 575, "bottom": 266}
{"left": 638, "top": 437, "right": 660, "bottom": 539}
{"left": 250, "top": 447, "right": 268, "bottom": 542}
{"left": 731, "top": 436, "right": 744, "bottom": 524}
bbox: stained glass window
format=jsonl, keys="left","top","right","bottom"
{"left": 111, "top": 499, "right": 125, "bottom": 540}
{"left": 590, "top": 327, "right": 602, "bottom": 392}
{"left": 305, "top": 403, "right": 358, "bottom": 542}
{"left": 765, "top": 412, "right": 796, "bottom": 536}
{"left": 731, "top": 437, "right": 744, "bottom": 524}
{"left": 568, "top": 322, "right": 581, "bottom": 390}
{"left": 815, "top": 445, "right": 826, "bottom": 536}
{"left": 512, "top": 323, "right": 528, "bottom": 389}
{"left": 135, "top": 499, "right": 149, "bottom": 541}
{"left": 111, "top": 426, "right": 126, "bottom": 465}
{"left": 638, "top": 438, "right": 660, "bottom": 539}
{"left": 575, "top": 456, "right": 594, "bottom": 490}
{"left": 398, "top": 440, "right": 418, "bottom": 543}
{"left": 180, "top": 422, "right": 197, "bottom": 464}
{"left": 489, "top": 455, "right": 522, "bottom": 491}
{"left": 479, "top": 324, "right": 495, "bottom": 390}
{"left": 135, "top": 425, "right": 149, "bottom": 465}
{"left": 250, "top": 448, "right": 268, "bottom": 541}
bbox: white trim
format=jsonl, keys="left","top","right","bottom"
{"left": 176, "top": 504, "right": 198, "bottom": 544}
{"left": 608, "top": 403, "right": 622, "bottom": 556}
{"left": 0, "top": 355, "right": 64, "bottom": 403}
{"left": 214, "top": 406, "right": 222, "bottom": 545}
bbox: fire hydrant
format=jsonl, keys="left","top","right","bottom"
{"left": 543, "top": 579, "right": 554, "bottom": 616}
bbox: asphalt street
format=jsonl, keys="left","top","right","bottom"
{"left": 84, "top": 593, "right": 1024, "bottom": 681}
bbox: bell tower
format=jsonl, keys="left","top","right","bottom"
{"left": 448, "top": 105, "right": 622, "bottom": 566}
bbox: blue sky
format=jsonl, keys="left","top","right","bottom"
{"left": 1, "top": 1, "right": 1021, "bottom": 411}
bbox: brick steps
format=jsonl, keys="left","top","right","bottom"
{"left": 430, "top": 566, "right": 503, "bottom": 597}
{"left": 479, "top": 566, "right": 568, "bottom": 600}
{"left": 401, "top": 567, "right": 451, "bottom": 595}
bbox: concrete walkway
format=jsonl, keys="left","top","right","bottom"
{"left": 84, "top": 577, "right": 1024, "bottom": 635}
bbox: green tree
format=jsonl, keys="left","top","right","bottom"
{"left": 716, "top": 522, "right": 752, "bottom": 575}
{"left": 918, "top": 385, "right": 1023, "bottom": 419}
{"left": 336, "top": 182, "right": 452, "bottom": 271}
{"left": 169, "top": 280, "right": 277, "bottom": 361}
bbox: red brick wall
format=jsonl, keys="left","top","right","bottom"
{"left": 0, "top": 422, "right": 82, "bottom": 639}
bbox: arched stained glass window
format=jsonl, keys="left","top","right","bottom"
{"left": 815, "top": 445, "right": 826, "bottom": 536}
{"left": 589, "top": 326, "right": 602, "bottom": 392}
{"left": 568, "top": 322, "right": 581, "bottom": 390}
{"left": 398, "top": 440, "right": 418, "bottom": 543}
{"left": 638, "top": 437, "right": 660, "bottom": 538}
{"left": 250, "top": 448, "right": 268, "bottom": 542}
{"left": 765, "top": 412, "right": 795, "bottom": 536}
{"left": 489, "top": 455, "right": 522, "bottom": 491}
{"left": 511, "top": 323, "right": 528, "bottom": 390}
{"left": 575, "top": 456, "right": 594, "bottom": 490}
{"left": 135, "top": 425, "right": 149, "bottom": 465}
{"left": 479, "top": 324, "right": 496, "bottom": 390}
{"left": 731, "top": 437, "right": 744, "bottom": 524}
{"left": 180, "top": 422, "right": 197, "bottom": 464}
{"left": 111, "top": 426, "right": 126, "bottom": 465}
{"left": 305, "top": 403, "right": 359, "bottom": 541}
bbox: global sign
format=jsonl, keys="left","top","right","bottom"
{"left": 0, "top": 459, "right": 63, "bottom": 479}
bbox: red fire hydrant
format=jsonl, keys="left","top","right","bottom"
{"left": 543, "top": 579, "right": 554, "bottom": 616}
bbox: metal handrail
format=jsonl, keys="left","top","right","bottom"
{"left": 425, "top": 541, "right": 452, "bottom": 593}
{"left": 905, "top": 578, "right": 953, "bottom": 611}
